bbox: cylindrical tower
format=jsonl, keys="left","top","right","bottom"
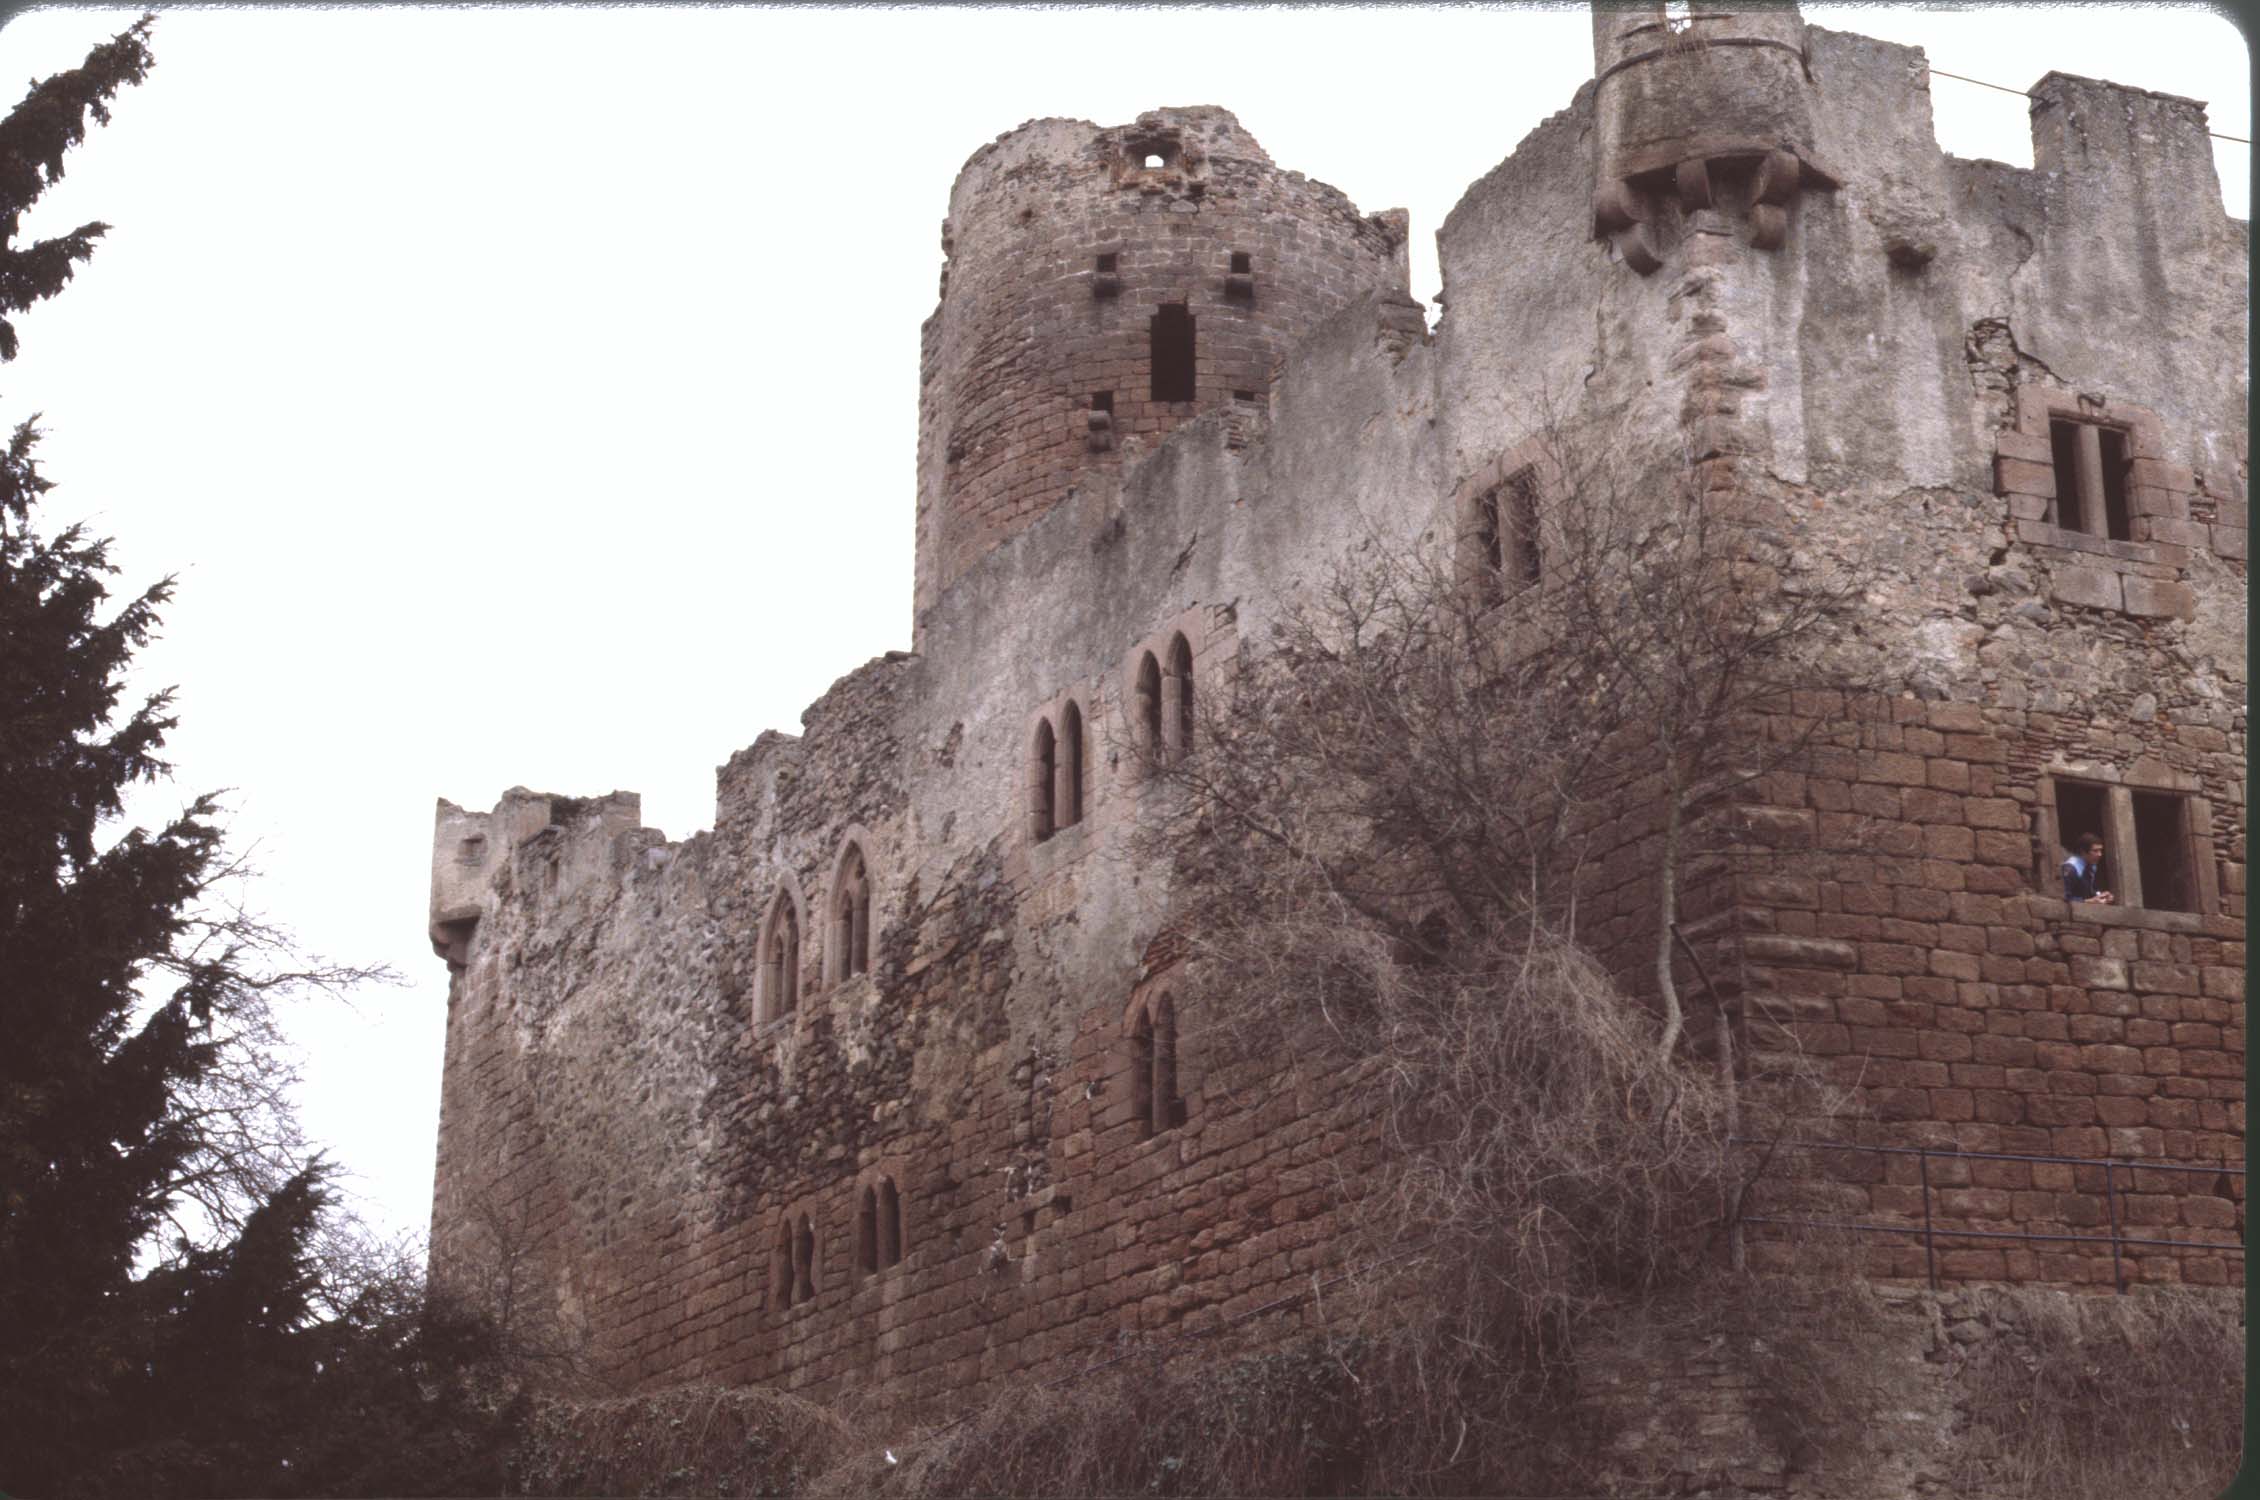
{"left": 1589, "top": 1, "right": 1838, "bottom": 272}
{"left": 914, "top": 106, "right": 1410, "bottom": 637}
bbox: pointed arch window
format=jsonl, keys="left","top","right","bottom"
{"left": 1031, "top": 718, "right": 1057, "bottom": 843}
{"left": 1163, "top": 634, "right": 1195, "bottom": 762}
{"left": 832, "top": 843, "right": 871, "bottom": 982}
{"left": 1056, "top": 701, "right": 1085, "bottom": 829}
{"left": 1135, "top": 651, "right": 1164, "bottom": 762}
{"left": 1128, "top": 992, "right": 1183, "bottom": 1141}
{"left": 757, "top": 893, "right": 800, "bottom": 1023}
{"left": 855, "top": 1175, "right": 905, "bottom": 1278}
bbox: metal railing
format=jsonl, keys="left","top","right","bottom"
{"left": 1731, "top": 1136, "right": 2244, "bottom": 1293}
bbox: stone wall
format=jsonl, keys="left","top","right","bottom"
{"left": 913, "top": 106, "right": 1410, "bottom": 634}
{"left": 426, "top": 5, "right": 2244, "bottom": 1407}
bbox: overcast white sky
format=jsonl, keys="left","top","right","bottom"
{"left": 2, "top": 3, "right": 2245, "bottom": 1245}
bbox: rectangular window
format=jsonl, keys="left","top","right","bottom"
{"left": 1229, "top": 251, "right": 1252, "bottom": 273}
{"left": 2047, "top": 419, "right": 2133, "bottom": 541}
{"left": 1091, "top": 391, "right": 1112, "bottom": 415}
{"left": 2132, "top": 791, "right": 2197, "bottom": 913}
{"left": 2052, "top": 779, "right": 2112, "bottom": 895}
{"left": 1505, "top": 468, "right": 1542, "bottom": 584}
{"left": 1150, "top": 303, "right": 1196, "bottom": 402}
{"left": 1096, "top": 253, "right": 1118, "bottom": 274}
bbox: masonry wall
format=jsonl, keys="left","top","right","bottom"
{"left": 427, "top": 12, "right": 2245, "bottom": 1406}
{"left": 912, "top": 106, "right": 1410, "bottom": 636}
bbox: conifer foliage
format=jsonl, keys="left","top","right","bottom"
{"left": 0, "top": 20, "right": 513, "bottom": 1495}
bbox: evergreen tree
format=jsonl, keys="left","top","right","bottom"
{"left": 0, "top": 21, "right": 515, "bottom": 1494}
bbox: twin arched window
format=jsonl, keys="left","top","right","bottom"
{"left": 772, "top": 1212, "right": 817, "bottom": 1308}
{"left": 1128, "top": 991, "right": 1182, "bottom": 1140}
{"left": 856, "top": 1176, "right": 904, "bottom": 1276}
{"left": 1031, "top": 702, "right": 1086, "bottom": 842}
{"left": 1135, "top": 633, "right": 1196, "bottom": 766}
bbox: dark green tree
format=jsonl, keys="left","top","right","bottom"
{"left": 0, "top": 20, "right": 515, "bottom": 1495}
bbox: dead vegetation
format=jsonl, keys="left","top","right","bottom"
{"left": 509, "top": 1382, "right": 852, "bottom": 1499}
{"left": 1946, "top": 1285, "right": 2243, "bottom": 1500}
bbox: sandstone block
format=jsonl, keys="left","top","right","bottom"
{"left": 2048, "top": 565, "right": 2122, "bottom": 611}
{"left": 2120, "top": 576, "right": 2196, "bottom": 619}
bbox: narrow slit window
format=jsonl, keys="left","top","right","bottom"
{"left": 1149, "top": 993, "right": 1180, "bottom": 1134}
{"left": 1129, "top": 1008, "right": 1155, "bottom": 1140}
{"left": 833, "top": 844, "right": 870, "bottom": 981}
{"left": 760, "top": 896, "right": 800, "bottom": 1022}
{"left": 793, "top": 1214, "right": 816, "bottom": 1304}
{"left": 1136, "top": 651, "right": 1163, "bottom": 761}
{"left": 1166, "top": 634, "right": 1194, "bottom": 760}
{"left": 2132, "top": 791, "right": 2197, "bottom": 913}
{"left": 1506, "top": 468, "right": 1542, "bottom": 584}
{"left": 857, "top": 1186, "right": 878, "bottom": 1276}
{"left": 1150, "top": 304, "right": 1196, "bottom": 403}
{"left": 878, "top": 1177, "right": 902, "bottom": 1268}
{"left": 2098, "top": 428, "right": 2132, "bottom": 541}
{"left": 1057, "top": 701, "right": 1085, "bottom": 829}
{"left": 1031, "top": 719, "right": 1057, "bottom": 843}
{"left": 1474, "top": 485, "right": 1504, "bottom": 602}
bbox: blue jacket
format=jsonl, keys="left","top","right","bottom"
{"left": 2063, "top": 854, "right": 2103, "bottom": 902}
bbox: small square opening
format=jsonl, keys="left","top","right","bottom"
{"left": 1095, "top": 253, "right": 1117, "bottom": 274}
{"left": 1091, "top": 391, "right": 1112, "bottom": 414}
{"left": 1229, "top": 251, "right": 1252, "bottom": 274}
{"left": 2132, "top": 791, "right": 2197, "bottom": 913}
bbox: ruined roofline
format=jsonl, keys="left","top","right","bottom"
{"left": 2025, "top": 68, "right": 2213, "bottom": 114}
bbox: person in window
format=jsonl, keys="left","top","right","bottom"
{"left": 2062, "top": 833, "right": 2114, "bottom": 904}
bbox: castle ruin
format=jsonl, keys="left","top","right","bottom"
{"left": 425, "top": 3, "right": 2246, "bottom": 1409}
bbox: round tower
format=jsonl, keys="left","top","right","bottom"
{"left": 1588, "top": 1, "right": 1839, "bottom": 273}
{"left": 914, "top": 106, "right": 1410, "bottom": 636}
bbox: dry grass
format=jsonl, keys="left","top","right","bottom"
{"left": 1948, "top": 1286, "right": 2243, "bottom": 1500}
{"left": 508, "top": 1382, "right": 851, "bottom": 1498}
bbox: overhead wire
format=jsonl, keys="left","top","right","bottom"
{"left": 1928, "top": 65, "right": 2249, "bottom": 145}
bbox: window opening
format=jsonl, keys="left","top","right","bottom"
{"left": 1143, "top": 153, "right": 1165, "bottom": 170}
{"left": 1149, "top": 993, "right": 1181, "bottom": 1134}
{"left": 2132, "top": 791, "right": 2197, "bottom": 913}
{"left": 760, "top": 896, "right": 800, "bottom": 1021}
{"left": 793, "top": 1215, "right": 816, "bottom": 1304}
{"left": 1505, "top": 468, "right": 1542, "bottom": 583}
{"left": 1150, "top": 303, "right": 1196, "bottom": 403}
{"left": 1229, "top": 251, "right": 1251, "bottom": 274}
{"left": 1474, "top": 485, "right": 1505, "bottom": 604}
{"left": 857, "top": 1186, "right": 879, "bottom": 1276}
{"left": 878, "top": 1177, "right": 902, "bottom": 1268}
{"left": 1165, "top": 633, "right": 1195, "bottom": 760}
{"left": 1031, "top": 719, "right": 1057, "bottom": 842}
{"left": 1057, "top": 701, "right": 1085, "bottom": 829}
{"left": 2047, "top": 419, "right": 2133, "bottom": 541}
{"left": 2053, "top": 780, "right": 2112, "bottom": 900}
{"left": 833, "top": 844, "right": 870, "bottom": 980}
{"left": 771, "top": 1218, "right": 794, "bottom": 1306}
{"left": 1090, "top": 391, "right": 1112, "bottom": 415}
{"left": 1136, "top": 651, "right": 1163, "bottom": 761}
{"left": 1095, "top": 252, "right": 1118, "bottom": 274}
{"left": 1128, "top": 1007, "right": 1154, "bottom": 1139}
{"left": 1233, "top": 389, "right": 1256, "bottom": 403}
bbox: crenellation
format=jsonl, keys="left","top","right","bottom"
{"left": 426, "top": 1, "right": 2245, "bottom": 1416}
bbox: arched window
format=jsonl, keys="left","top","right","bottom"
{"left": 1030, "top": 718, "right": 1057, "bottom": 842}
{"left": 856, "top": 1176, "right": 905, "bottom": 1278}
{"left": 831, "top": 842, "right": 871, "bottom": 982}
{"left": 1056, "top": 700, "right": 1085, "bottom": 829}
{"left": 1135, "top": 651, "right": 1163, "bottom": 761}
{"left": 1127, "top": 992, "right": 1183, "bottom": 1142}
{"left": 758, "top": 893, "right": 800, "bottom": 1023}
{"left": 1163, "top": 634, "right": 1195, "bottom": 762}
{"left": 877, "top": 1177, "right": 902, "bottom": 1269}
{"left": 793, "top": 1213, "right": 817, "bottom": 1305}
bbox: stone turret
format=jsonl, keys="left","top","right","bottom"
{"left": 1588, "top": 0, "right": 1839, "bottom": 272}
